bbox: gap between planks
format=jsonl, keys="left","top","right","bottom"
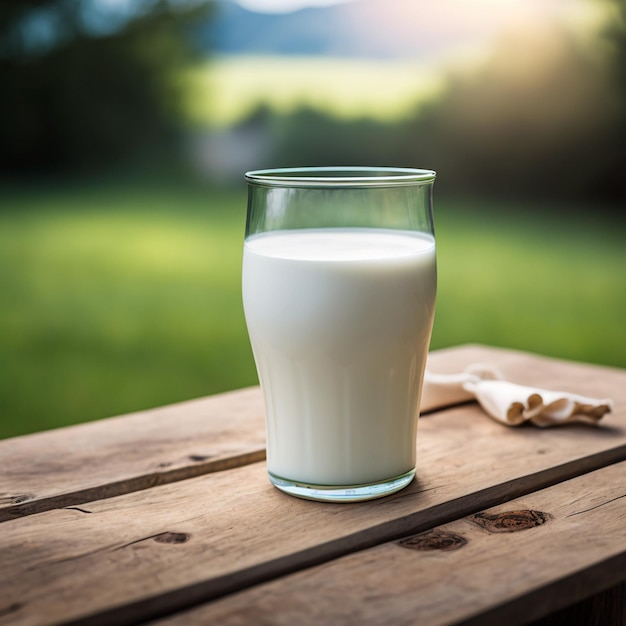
{"left": 148, "top": 463, "right": 626, "bottom": 626}
{"left": 2, "top": 392, "right": 622, "bottom": 524}
{"left": 0, "top": 400, "right": 482, "bottom": 523}
{"left": 0, "top": 449, "right": 265, "bottom": 522}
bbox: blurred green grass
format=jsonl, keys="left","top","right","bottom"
{"left": 0, "top": 181, "right": 257, "bottom": 439}
{"left": 1, "top": 180, "right": 624, "bottom": 439}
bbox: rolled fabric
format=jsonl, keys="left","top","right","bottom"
{"left": 422, "top": 365, "right": 613, "bottom": 427}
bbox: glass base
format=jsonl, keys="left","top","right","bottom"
{"left": 268, "top": 468, "right": 416, "bottom": 502}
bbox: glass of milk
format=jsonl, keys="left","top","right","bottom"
{"left": 242, "top": 167, "right": 436, "bottom": 502}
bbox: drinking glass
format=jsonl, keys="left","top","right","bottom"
{"left": 242, "top": 167, "right": 436, "bottom": 502}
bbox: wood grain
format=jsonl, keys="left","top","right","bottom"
{"left": 0, "top": 387, "right": 266, "bottom": 521}
{"left": 152, "top": 461, "right": 626, "bottom": 626}
{"left": 1, "top": 345, "right": 622, "bottom": 521}
{"left": 0, "top": 366, "right": 624, "bottom": 626}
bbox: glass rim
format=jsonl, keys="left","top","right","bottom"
{"left": 245, "top": 166, "right": 436, "bottom": 188}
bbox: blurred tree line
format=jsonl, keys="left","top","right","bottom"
{"left": 2, "top": 0, "right": 624, "bottom": 205}
{"left": 0, "top": 0, "right": 210, "bottom": 175}
{"left": 246, "top": 1, "right": 626, "bottom": 204}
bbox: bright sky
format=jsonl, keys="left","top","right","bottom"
{"left": 234, "top": 0, "right": 355, "bottom": 13}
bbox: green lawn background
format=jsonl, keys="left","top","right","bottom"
{"left": 1, "top": 180, "right": 624, "bottom": 439}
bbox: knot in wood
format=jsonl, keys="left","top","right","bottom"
{"left": 153, "top": 532, "right": 190, "bottom": 544}
{"left": 470, "top": 509, "right": 551, "bottom": 533}
{"left": 398, "top": 530, "right": 467, "bottom": 552}
{"left": 7, "top": 493, "right": 34, "bottom": 505}
{"left": 0, "top": 602, "right": 23, "bottom": 619}
{"left": 188, "top": 454, "right": 213, "bottom": 462}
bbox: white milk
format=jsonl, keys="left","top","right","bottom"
{"left": 242, "top": 228, "right": 436, "bottom": 486}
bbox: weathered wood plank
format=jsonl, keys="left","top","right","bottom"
{"left": 0, "top": 376, "right": 624, "bottom": 626}
{"left": 151, "top": 461, "right": 626, "bottom": 626}
{"left": 1, "top": 345, "right": 622, "bottom": 521}
{"left": 0, "top": 387, "right": 266, "bottom": 521}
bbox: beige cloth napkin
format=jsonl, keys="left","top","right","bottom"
{"left": 422, "top": 364, "right": 613, "bottom": 427}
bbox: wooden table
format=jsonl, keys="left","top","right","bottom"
{"left": 1, "top": 345, "right": 625, "bottom": 626}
